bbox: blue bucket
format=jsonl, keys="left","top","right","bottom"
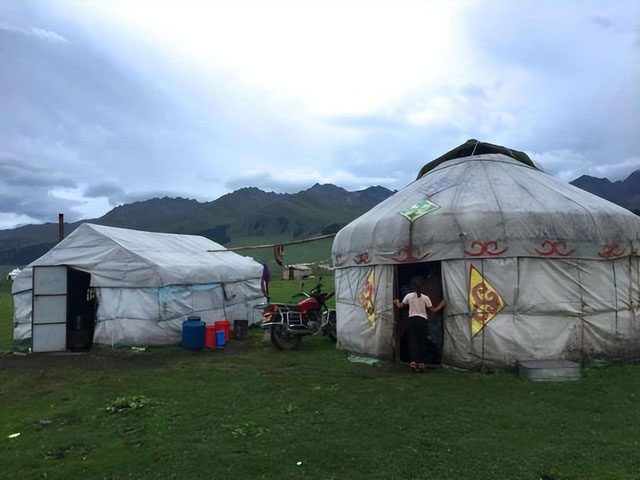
{"left": 216, "top": 329, "right": 226, "bottom": 349}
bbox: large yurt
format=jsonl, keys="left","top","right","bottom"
{"left": 332, "top": 140, "right": 640, "bottom": 367}
{"left": 12, "top": 223, "right": 265, "bottom": 351}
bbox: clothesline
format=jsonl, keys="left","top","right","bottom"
{"left": 206, "top": 233, "right": 336, "bottom": 252}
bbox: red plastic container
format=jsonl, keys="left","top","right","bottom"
{"left": 205, "top": 325, "right": 217, "bottom": 349}
{"left": 214, "top": 320, "right": 231, "bottom": 341}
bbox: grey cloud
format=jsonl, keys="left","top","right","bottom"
{"left": 0, "top": 154, "right": 81, "bottom": 220}
{"left": 0, "top": 2, "right": 214, "bottom": 222}
{"left": 459, "top": 84, "right": 487, "bottom": 99}
{"left": 84, "top": 182, "right": 197, "bottom": 206}
{"left": 84, "top": 182, "right": 125, "bottom": 206}
{"left": 448, "top": 1, "right": 639, "bottom": 181}
{"left": 0, "top": 0, "right": 638, "bottom": 230}
{"left": 0, "top": 156, "right": 76, "bottom": 188}
{"left": 589, "top": 15, "right": 614, "bottom": 29}
{"left": 0, "top": 189, "right": 82, "bottom": 222}
{"left": 0, "top": 22, "right": 69, "bottom": 43}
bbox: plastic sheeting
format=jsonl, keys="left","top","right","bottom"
{"left": 93, "top": 280, "right": 264, "bottom": 346}
{"left": 332, "top": 154, "right": 640, "bottom": 268}
{"left": 12, "top": 223, "right": 262, "bottom": 293}
{"left": 11, "top": 224, "right": 265, "bottom": 345}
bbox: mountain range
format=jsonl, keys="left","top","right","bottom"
{"left": 569, "top": 170, "right": 640, "bottom": 213}
{"left": 1, "top": 170, "right": 638, "bottom": 266}
{"left": 0, "top": 184, "right": 394, "bottom": 265}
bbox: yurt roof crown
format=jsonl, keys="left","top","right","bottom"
{"left": 416, "top": 139, "right": 537, "bottom": 179}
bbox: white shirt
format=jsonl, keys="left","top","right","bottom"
{"left": 402, "top": 292, "right": 432, "bottom": 319}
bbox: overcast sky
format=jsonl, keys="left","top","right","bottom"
{"left": 1, "top": 0, "right": 638, "bottom": 229}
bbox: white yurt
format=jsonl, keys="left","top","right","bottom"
{"left": 12, "top": 223, "right": 265, "bottom": 350}
{"left": 332, "top": 140, "right": 640, "bottom": 367}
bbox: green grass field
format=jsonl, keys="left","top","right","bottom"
{"left": 1, "top": 279, "right": 639, "bottom": 479}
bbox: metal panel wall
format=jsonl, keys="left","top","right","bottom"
{"left": 32, "top": 266, "right": 67, "bottom": 352}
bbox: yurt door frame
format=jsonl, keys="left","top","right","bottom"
{"left": 394, "top": 261, "right": 444, "bottom": 363}
{"left": 32, "top": 266, "right": 68, "bottom": 352}
{"left": 32, "top": 266, "right": 96, "bottom": 353}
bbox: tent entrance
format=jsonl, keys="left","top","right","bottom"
{"left": 395, "top": 262, "right": 444, "bottom": 364}
{"left": 32, "top": 266, "right": 96, "bottom": 352}
{"left": 66, "top": 268, "right": 96, "bottom": 352}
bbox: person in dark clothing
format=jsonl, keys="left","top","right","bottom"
{"left": 261, "top": 263, "right": 271, "bottom": 302}
{"left": 394, "top": 276, "right": 446, "bottom": 372}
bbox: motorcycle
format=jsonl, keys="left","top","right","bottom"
{"left": 260, "top": 278, "right": 336, "bottom": 350}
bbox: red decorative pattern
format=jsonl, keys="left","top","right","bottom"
{"left": 333, "top": 253, "right": 346, "bottom": 267}
{"left": 392, "top": 245, "right": 430, "bottom": 263}
{"left": 354, "top": 252, "right": 371, "bottom": 264}
{"left": 470, "top": 281, "right": 504, "bottom": 322}
{"left": 535, "top": 239, "right": 574, "bottom": 257}
{"left": 464, "top": 240, "right": 508, "bottom": 257}
{"left": 598, "top": 243, "right": 626, "bottom": 259}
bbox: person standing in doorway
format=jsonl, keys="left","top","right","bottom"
{"left": 394, "top": 276, "right": 446, "bottom": 373}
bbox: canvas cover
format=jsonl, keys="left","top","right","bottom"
{"left": 441, "top": 257, "right": 640, "bottom": 367}
{"left": 12, "top": 223, "right": 262, "bottom": 292}
{"left": 12, "top": 224, "right": 265, "bottom": 345}
{"left": 335, "top": 265, "right": 395, "bottom": 359}
{"left": 333, "top": 154, "right": 640, "bottom": 268}
{"left": 332, "top": 152, "right": 640, "bottom": 366}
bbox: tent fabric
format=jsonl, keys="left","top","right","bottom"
{"left": 440, "top": 257, "right": 640, "bottom": 366}
{"left": 332, "top": 149, "right": 640, "bottom": 367}
{"left": 333, "top": 154, "right": 640, "bottom": 269}
{"left": 12, "top": 224, "right": 265, "bottom": 346}
{"left": 12, "top": 223, "right": 262, "bottom": 293}
{"left": 335, "top": 265, "right": 395, "bottom": 359}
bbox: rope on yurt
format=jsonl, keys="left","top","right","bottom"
{"left": 612, "top": 260, "right": 619, "bottom": 336}
{"left": 575, "top": 260, "right": 586, "bottom": 360}
{"left": 626, "top": 255, "right": 637, "bottom": 357}
{"left": 470, "top": 139, "right": 481, "bottom": 156}
{"left": 480, "top": 259, "right": 486, "bottom": 371}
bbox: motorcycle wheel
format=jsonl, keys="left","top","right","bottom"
{"left": 326, "top": 311, "right": 337, "bottom": 343}
{"left": 270, "top": 325, "right": 302, "bottom": 351}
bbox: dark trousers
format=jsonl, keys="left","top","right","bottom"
{"left": 407, "top": 316, "right": 437, "bottom": 364}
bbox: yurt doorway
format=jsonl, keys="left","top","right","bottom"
{"left": 32, "top": 266, "right": 96, "bottom": 353}
{"left": 66, "top": 268, "right": 96, "bottom": 352}
{"left": 395, "top": 262, "right": 444, "bottom": 364}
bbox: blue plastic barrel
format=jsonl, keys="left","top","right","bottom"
{"left": 182, "top": 316, "right": 205, "bottom": 350}
{"left": 215, "top": 329, "right": 226, "bottom": 349}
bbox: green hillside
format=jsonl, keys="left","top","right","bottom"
{"left": 0, "top": 184, "right": 393, "bottom": 267}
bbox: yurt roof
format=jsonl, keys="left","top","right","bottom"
{"left": 12, "top": 223, "right": 262, "bottom": 292}
{"left": 416, "top": 139, "right": 537, "bottom": 179}
{"left": 332, "top": 152, "right": 640, "bottom": 268}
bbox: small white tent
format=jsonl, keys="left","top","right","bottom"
{"left": 12, "top": 223, "right": 265, "bottom": 348}
{"left": 6, "top": 268, "right": 21, "bottom": 282}
{"left": 332, "top": 141, "right": 640, "bottom": 367}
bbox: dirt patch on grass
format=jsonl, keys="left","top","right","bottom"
{"left": 0, "top": 337, "right": 259, "bottom": 372}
